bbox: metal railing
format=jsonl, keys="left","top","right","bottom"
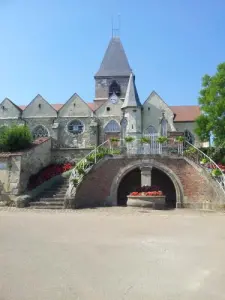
{"left": 183, "top": 140, "right": 225, "bottom": 194}
{"left": 110, "top": 138, "right": 184, "bottom": 156}
{"left": 70, "top": 139, "right": 111, "bottom": 178}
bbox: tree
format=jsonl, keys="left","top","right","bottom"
{"left": 195, "top": 62, "right": 225, "bottom": 146}
{"left": 0, "top": 124, "right": 32, "bottom": 152}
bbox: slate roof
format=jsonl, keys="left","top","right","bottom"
{"left": 95, "top": 37, "right": 132, "bottom": 77}
{"left": 121, "top": 73, "right": 142, "bottom": 109}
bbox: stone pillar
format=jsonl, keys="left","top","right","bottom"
{"left": 140, "top": 166, "right": 152, "bottom": 186}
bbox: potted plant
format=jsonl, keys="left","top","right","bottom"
{"left": 125, "top": 136, "right": 135, "bottom": 143}
{"left": 156, "top": 136, "right": 168, "bottom": 144}
{"left": 175, "top": 136, "right": 185, "bottom": 143}
{"left": 211, "top": 168, "right": 223, "bottom": 177}
{"left": 127, "top": 185, "right": 165, "bottom": 209}
{"left": 200, "top": 157, "right": 209, "bottom": 165}
{"left": 140, "top": 137, "right": 150, "bottom": 144}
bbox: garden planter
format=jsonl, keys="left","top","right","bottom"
{"left": 127, "top": 195, "right": 166, "bottom": 209}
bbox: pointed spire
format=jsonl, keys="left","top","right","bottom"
{"left": 95, "top": 37, "right": 132, "bottom": 77}
{"left": 121, "top": 73, "right": 142, "bottom": 109}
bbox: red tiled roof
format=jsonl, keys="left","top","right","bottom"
{"left": 51, "top": 104, "right": 64, "bottom": 111}
{"left": 87, "top": 103, "right": 95, "bottom": 111}
{"left": 170, "top": 105, "right": 200, "bottom": 122}
{"left": 18, "top": 103, "right": 200, "bottom": 121}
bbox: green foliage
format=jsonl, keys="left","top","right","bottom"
{"left": 111, "top": 149, "right": 121, "bottom": 155}
{"left": 140, "top": 137, "right": 150, "bottom": 144}
{"left": 156, "top": 136, "right": 168, "bottom": 144}
{"left": 195, "top": 62, "right": 225, "bottom": 146}
{"left": 110, "top": 137, "right": 120, "bottom": 143}
{"left": 0, "top": 124, "right": 32, "bottom": 152}
{"left": 184, "top": 146, "right": 197, "bottom": 156}
{"left": 211, "top": 168, "right": 223, "bottom": 177}
{"left": 125, "top": 136, "right": 135, "bottom": 143}
{"left": 200, "top": 157, "right": 209, "bottom": 164}
{"left": 72, "top": 178, "right": 79, "bottom": 187}
{"left": 175, "top": 136, "right": 185, "bottom": 143}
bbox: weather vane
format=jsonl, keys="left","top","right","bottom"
{"left": 112, "top": 14, "right": 121, "bottom": 37}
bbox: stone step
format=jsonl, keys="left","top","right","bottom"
{"left": 38, "top": 197, "right": 65, "bottom": 202}
{"left": 29, "top": 201, "right": 64, "bottom": 208}
{"left": 29, "top": 205, "right": 64, "bottom": 209}
{"left": 45, "top": 188, "right": 68, "bottom": 193}
{"left": 39, "top": 191, "right": 66, "bottom": 197}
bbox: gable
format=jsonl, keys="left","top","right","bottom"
{"left": 95, "top": 97, "right": 123, "bottom": 117}
{"left": 58, "top": 94, "right": 92, "bottom": 117}
{"left": 22, "top": 94, "right": 57, "bottom": 118}
{"left": 0, "top": 98, "right": 22, "bottom": 119}
{"left": 142, "top": 91, "right": 175, "bottom": 131}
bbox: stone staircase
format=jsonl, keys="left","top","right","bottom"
{"left": 29, "top": 177, "right": 69, "bottom": 209}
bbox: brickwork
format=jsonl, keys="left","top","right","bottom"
{"left": 74, "top": 156, "right": 221, "bottom": 209}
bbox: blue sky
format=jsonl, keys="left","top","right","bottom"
{"left": 0, "top": 0, "right": 224, "bottom": 106}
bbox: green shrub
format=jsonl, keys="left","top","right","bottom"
{"left": 157, "top": 136, "right": 168, "bottom": 144}
{"left": 125, "top": 136, "right": 135, "bottom": 143}
{"left": 140, "top": 137, "right": 150, "bottom": 144}
{"left": 211, "top": 168, "right": 223, "bottom": 177}
{"left": 175, "top": 136, "right": 185, "bottom": 143}
{"left": 0, "top": 124, "right": 32, "bottom": 152}
{"left": 110, "top": 137, "right": 120, "bottom": 143}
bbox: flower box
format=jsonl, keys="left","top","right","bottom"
{"left": 127, "top": 186, "right": 165, "bottom": 209}
{"left": 127, "top": 195, "right": 166, "bottom": 208}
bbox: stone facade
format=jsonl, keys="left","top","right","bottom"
{"left": 0, "top": 37, "right": 201, "bottom": 148}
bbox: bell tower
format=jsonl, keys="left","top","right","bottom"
{"left": 94, "top": 37, "right": 132, "bottom": 106}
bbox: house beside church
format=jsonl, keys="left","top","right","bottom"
{"left": 0, "top": 36, "right": 201, "bottom": 148}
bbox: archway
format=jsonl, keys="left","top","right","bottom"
{"left": 109, "top": 159, "right": 184, "bottom": 207}
{"left": 151, "top": 168, "right": 176, "bottom": 208}
{"left": 117, "top": 168, "right": 141, "bottom": 206}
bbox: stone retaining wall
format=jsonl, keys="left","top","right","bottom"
{"left": 73, "top": 155, "right": 224, "bottom": 209}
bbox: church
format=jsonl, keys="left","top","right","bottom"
{"left": 0, "top": 36, "right": 201, "bottom": 148}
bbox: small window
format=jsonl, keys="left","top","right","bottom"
{"left": 68, "top": 120, "right": 84, "bottom": 134}
{"left": 109, "top": 81, "right": 121, "bottom": 97}
{"left": 133, "top": 109, "right": 137, "bottom": 113}
{"left": 148, "top": 107, "right": 150, "bottom": 111}
{"left": 132, "top": 125, "right": 134, "bottom": 129}
{"left": 106, "top": 107, "right": 110, "bottom": 111}
{"left": 38, "top": 104, "right": 41, "bottom": 108}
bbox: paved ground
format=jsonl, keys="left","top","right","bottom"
{"left": 1, "top": 207, "right": 225, "bottom": 300}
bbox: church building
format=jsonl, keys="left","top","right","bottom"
{"left": 0, "top": 36, "right": 201, "bottom": 148}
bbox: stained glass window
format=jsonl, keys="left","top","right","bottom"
{"left": 104, "top": 120, "right": 120, "bottom": 133}
{"left": 32, "top": 125, "right": 49, "bottom": 139}
{"left": 68, "top": 120, "right": 84, "bottom": 134}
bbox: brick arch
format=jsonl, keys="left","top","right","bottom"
{"left": 109, "top": 159, "right": 184, "bottom": 207}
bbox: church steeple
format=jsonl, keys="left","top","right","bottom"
{"left": 95, "top": 37, "right": 132, "bottom": 78}
{"left": 94, "top": 37, "right": 132, "bottom": 103}
{"left": 121, "top": 73, "right": 141, "bottom": 109}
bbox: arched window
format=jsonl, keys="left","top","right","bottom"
{"left": 109, "top": 81, "right": 121, "bottom": 97}
{"left": 161, "top": 119, "right": 167, "bottom": 136}
{"left": 67, "top": 120, "right": 84, "bottom": 134}
{"left": 32, "top": 125, "right": 49, "bottom": 139}
{"left": 184, "top": 130, "right": 195, "bottom": 144}
{"left": 104, "top": 120, "right": 120, "bottom": 133}
{"left": 144, "top": 125, "right": 157, "bottom": 134}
